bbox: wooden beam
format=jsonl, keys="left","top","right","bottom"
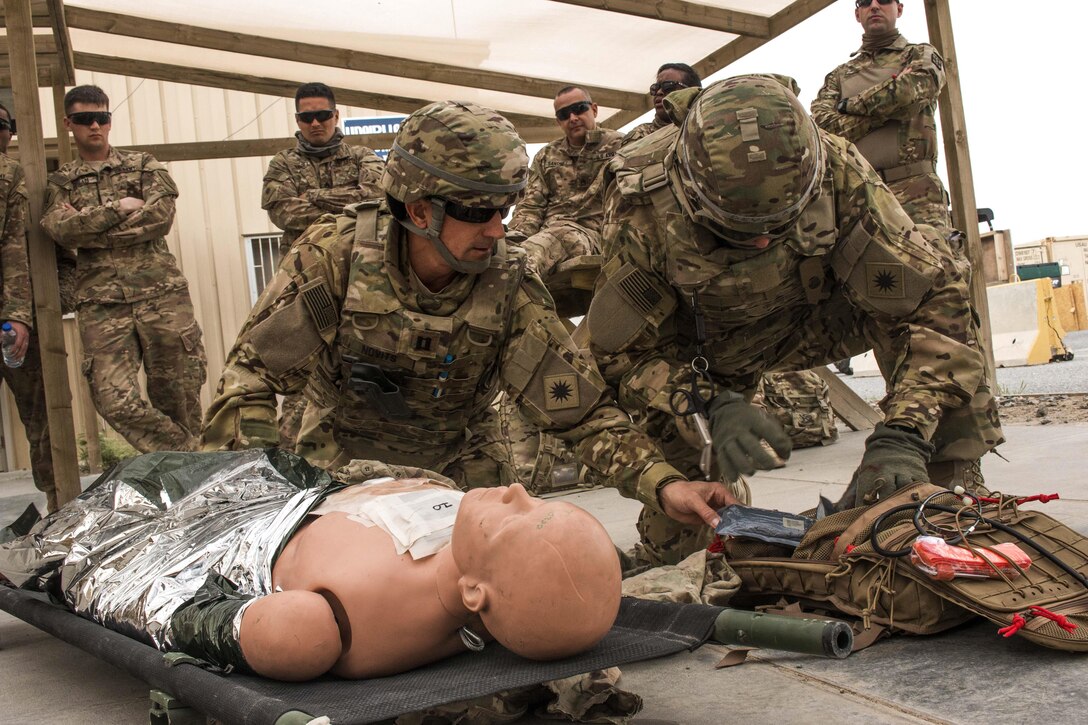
{"left": 4, "top": 0, "right": 82, "bottom": 505}
{"left": 45, "top": 0, "right": 75, "bottom": 85}
{"left": 0, "top": 0, "right": 51, "bottom": 28}
{"left": 602, "top": 0, "right": 837, "bottom": 129}
{"left": 815, "top": 368, "right": 882, "bottom": 431}
{"left": 547, "top": 0, "right": 771, "bottom": 37}
{"left": 0, "top": 35, "right": 58, "bottom": 53}
{"left": 72, "top": 52, "right": 556, "bottom": 135}
{"left": 64, "top": 6, "right": 644, "bottom": 112}
{"left": 11, "top": 125, "right": 560, "bottom": 163}
{"left": 924, "top": 0, "right": 996, "bottom": 383}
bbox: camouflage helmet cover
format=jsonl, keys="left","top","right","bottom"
{"left": 673, "top": 74, "right": 825, "bottom": 236}
{"left": 382, "top": 100, "right": 529, "bottom": 209}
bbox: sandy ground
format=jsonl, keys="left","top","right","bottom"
{"left": 995, "top": 393, "right": 1088, "bottom": 425}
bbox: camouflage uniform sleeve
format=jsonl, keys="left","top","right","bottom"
{"left": 507, "top": 150, "right": 548, "bottom": 237}
{"left": 201, "top": 219, "right": 351, "bottom": 451}
{"left": 41, "top": 173, "right": 127, "bottom": 249}
{"left": 304, "top": 146, "right": 386, "bottom": 212}
{"left": 0, "top": 163, "right": 33, "bottom": 326}
{"left": 841, "top": 45, "right": 946, "bottom": 121}
{"left": 106, "top": 157, "right": 178, "bottom": 245}
{"left": 261, "top": 151, "right": 325, "bottom": 233}
{"left": 829, "top": 141, "right": 982, "bottom": 440}
{"left": 810, "top": 67, "right": 887, "bottom": 142}
{"left": 499, "top": 268, "right": 684, "bottom": 511}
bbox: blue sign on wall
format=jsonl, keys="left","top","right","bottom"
{"left": 343, "top": 116, "right": 406, "bottom": 158}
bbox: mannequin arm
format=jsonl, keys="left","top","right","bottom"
{"left": 239, "top": 590, "right": 343, "bottom": 681}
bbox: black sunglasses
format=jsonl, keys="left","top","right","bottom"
{"left": 855, "top": 0, "right": 898, "bottom": 7}
{"left": 0, "top": 119, "right": 12, "bottom": 133}
{"left": 555, "top": 101, "right": 592, "bottom": 122}
{"left": 443, "top": 200, "right": 508, "bottom": 224}
{"left": 67, "top": 111, "right": 112, "bottom": 127}
{"left": 649, "top": 80, "right": 687, "bottom": 96}
{"left": 296, "top": 109, "right": 336, "bottom": 124}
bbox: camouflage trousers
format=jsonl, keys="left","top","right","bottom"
{"left": 78, "top": 289, "right": 207, "bottom": 454}
{"left": 889, "top": 172, "right": 953, "bottom": 241}
{"left": 513, "top": 221, "right": 600, "bottom": 282}
{"left": 0, "top": 329, "right": 55, "bottom": 509}
{"left": 759, "top": 287, "right": 1004, "bottom": 465}
{"left": 754, "top": 370, "right": 838, "bottom": 449}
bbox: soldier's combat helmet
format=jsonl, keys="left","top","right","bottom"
{"left": 673, "top": 74, "right": 825, "bottom": 242}
{"left": 382, "top": 100, "right": 528, "bottom": 273}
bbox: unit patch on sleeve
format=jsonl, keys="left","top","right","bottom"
{"left": 544, "top": 373, "right": 581, "bottom": 411}
{"left": 866, "top": 262, "right": 906, "bottom": 299}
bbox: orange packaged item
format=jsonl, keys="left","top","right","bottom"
{"left": 909, "top": 535, "right": 1032, "bottom": 581}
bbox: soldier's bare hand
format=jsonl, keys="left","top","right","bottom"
{"left": 4, "top": 320, "right": 30, "bottom": 361}
{"left": 658, "top": 480, "right": 737, "bottom": 528}
{"left": 117, "top": 197, "right": 145, "bottom": 215}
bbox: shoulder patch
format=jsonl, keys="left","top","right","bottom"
{"left": 299, "top": 278, "right": 339, "bottom": 333}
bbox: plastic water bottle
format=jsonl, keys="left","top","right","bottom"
{"left": 2, "top": 322, "right": 24, "bottom": 368}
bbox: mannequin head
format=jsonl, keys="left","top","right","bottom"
{"left": 452, "top": 484, "right": 621, "bottom": 659}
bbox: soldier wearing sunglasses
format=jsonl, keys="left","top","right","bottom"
{"left": 42, "top": 85, "right": 207, "bottom": 455}
{"left": 811, "top": 1, "right": 953, "bottom": 241}
{"left": 0, "top": 103, "right": 56, "bottom": 511}
{"left": 506, "top": 86, "right": 623, "bottom": 289}
{"left": 204, "top": 101, "right": 733, "bottom": 533}
{"left": 262, "top": 82, "right": 385, "bottom": 450}
{"left": 622, "top": 63, "right": 701, "bottom": 148}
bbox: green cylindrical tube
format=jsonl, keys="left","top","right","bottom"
{"left": 713, "top": 608, "right": 853, "bottom": 659}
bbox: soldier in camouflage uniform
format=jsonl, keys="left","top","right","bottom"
{"left": 262, "top": 82, "right": 385, "bottom": 449}
{"left": 622, "top": 63, "right": 702, "bottom": 148}
{"left": 588, "top": 75, "right": 1003, "bottom": 566}
{"left": 811, "top": 0, "right": 953, "bottom": 240}
{"left": 503, "top": 87, "right": 626, "bottom": 494}
{"left": 0, "top": 104, "right": 55, "bottom": 511}
{"left": 42, "top": 86, "right": 206, "bottom": 454}
{"left": 202, "top": 100, "right": 732, "bottom": 531}
{"left": 507, "top": 86, "right": 623, "bottom": 285}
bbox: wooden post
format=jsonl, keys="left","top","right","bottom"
{"left": 5, "top": 0, "right": 82, "bottom": 503}
{"left": 814, "top": 368, "right": 882, "bottom": 431}
{"left": 51, "top": 78, "right": 101, "bottom": 474}
{"left": 923, "top": 0, "right": 997, "bottom": 384}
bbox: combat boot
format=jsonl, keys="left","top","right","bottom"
{"left": 927, "top": 459, "right": 991, "bottom": 498}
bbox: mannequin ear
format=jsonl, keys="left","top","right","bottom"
{"left": 405, "top": 199, "right": 431, "bottom": 227}
{"left": 458, "top": 576, "right": 490, "bottom": 613}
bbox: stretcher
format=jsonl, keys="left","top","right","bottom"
{"left": 1, "top": 587, "right": 723, "bottom": 724}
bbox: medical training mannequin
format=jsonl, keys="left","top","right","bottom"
{"left": 239, "top": 481, "right": 622, "bottom": 681}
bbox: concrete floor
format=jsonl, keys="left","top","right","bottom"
{"left": 2, "top": 424, "right": 1087, "bottom": 724}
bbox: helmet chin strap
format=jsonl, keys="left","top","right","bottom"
{"left": 398, "top": 198, "right": 491, "bottom": 275}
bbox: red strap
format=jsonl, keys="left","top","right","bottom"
{"left": 998, "top": 614, "right": 1026, "bottom": 637}
{"left": 978, "top": 493, "right": 1060, "bottom": 504}
{"left": 1028, "top": 605, "right": 1078, "bottom": 633}
{"left": 997, "top": 606, "right": 1078, "bottom": 638}
{"left": 707, "top": 535, "right": 725, "bottom": 554}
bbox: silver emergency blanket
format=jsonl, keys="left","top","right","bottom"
{"left": 0, "top": 449, "right": 331, "bottom": 650}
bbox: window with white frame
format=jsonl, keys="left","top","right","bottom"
{"left": 244, "top": 234, "right": 282, "bottom": 306}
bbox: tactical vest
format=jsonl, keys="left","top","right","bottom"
{"left": 840, "top": 55, "right": 937, "bottom": 179}
{"left": 328, "top": 207, "right": 523, "bottom": 468}
{"left": 616, "top": 137, "right": 839, "bottom": 367}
